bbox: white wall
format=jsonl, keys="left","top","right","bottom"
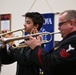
{"left": 0, "top": 0, "right": 76, "bottom": 75}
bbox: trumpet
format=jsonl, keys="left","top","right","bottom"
{"left": 0, "top": 31, "right": 60, "bottom": 48}
{"left": 0, "top": 28, "right": 25, "bottom": 36}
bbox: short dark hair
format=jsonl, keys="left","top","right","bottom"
{"left": 23, "top": 12, "right": 45, "bottom": 31}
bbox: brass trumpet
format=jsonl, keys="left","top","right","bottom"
{"left": 0, "top": 28, "right": 25, "bottom": 36}
{"left": 1, "top": 31, "right": 60, "bottom": 48}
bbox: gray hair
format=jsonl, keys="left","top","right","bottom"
{"left": 61, "top": 10, "right": 76, "bottom": 21}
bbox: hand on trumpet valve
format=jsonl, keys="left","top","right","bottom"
{"left": 30, "top": 28, "right": 38, "bottom": 34}
{"left": 1, "top": 29, "right": 15, "bottom": 47}
{"left": 1, "top": 29, "right": 7, "bottom": 37}
{"left": 25, "top": 35, "right": 42, "bottom": 49}
{"left": 1, "top": 29, "right": 7, "bottom": 33}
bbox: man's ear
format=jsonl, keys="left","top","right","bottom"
{"left": 70, "top": 19, "right": 75, "bottom": 25}
{"left": 35, "top": 24, "right": 39, "bottom": 29}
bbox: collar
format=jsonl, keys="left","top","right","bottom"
{"left": 63, "top": 31, "right": 76, "bottom": 40}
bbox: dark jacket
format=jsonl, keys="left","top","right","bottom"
{"left": 1, "top": 45, "right": 41, "bottom": 75}
{"left": 0, "top": 47, "right": 1, "bottom": 72}
{"left": 30, "top": 31, "right": 76, "bottom": 75}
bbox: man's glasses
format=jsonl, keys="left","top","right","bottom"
{"left": 58, "top": 20, "right": 70, "bottom": 27}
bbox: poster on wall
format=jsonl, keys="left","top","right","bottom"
{"left": 0, "top": 14, "right": 11, "bottom": 33}
{"left": 39, "top": 13, "right": 54, "bottom": 52}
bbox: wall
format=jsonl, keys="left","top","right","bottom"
{"left": 0, "top": 0, "right": 76, "bottom": 75}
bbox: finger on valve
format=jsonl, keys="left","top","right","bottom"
{"left": 1, "top": 29, "right": 7, "bottom": 37}
{"left": 30, "top": 28, "right": 38, "bottom": 34}
{"left": 1, "top": 29, "right": 7, "bottom": 33}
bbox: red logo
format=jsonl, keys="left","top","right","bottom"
{"left": 60, "top": 49, "right": 70, "bottom": 58}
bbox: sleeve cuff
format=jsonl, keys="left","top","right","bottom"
{"left": 33, "top": 45, "right": 41, "bottom": 50}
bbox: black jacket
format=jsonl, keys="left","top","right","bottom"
{"left": 0, "top": 47, "right": 1, "bottom": 72}
{"left": 30, "top": 31, "right": 76, "bottom": 75}
{"left": 1, "top": 45, "right": 41, "bottom": 75}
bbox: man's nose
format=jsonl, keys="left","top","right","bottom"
{"left": 24, "top": 24, "right": 26, "bottom": 27}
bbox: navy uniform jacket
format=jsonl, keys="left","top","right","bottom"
{"left": 30, "top": 31, "right": 76, "bottom": 75}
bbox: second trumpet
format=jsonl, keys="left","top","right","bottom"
{"left": 1, "top": 32, "right": 60, "bottom": 44}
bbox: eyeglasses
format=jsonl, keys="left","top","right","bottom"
{"left": 58, "top": 20, "right": 70, "bottom": 27}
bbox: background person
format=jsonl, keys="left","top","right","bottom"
{"left": 0, "top": 30, "right": 14, "bottom": 72}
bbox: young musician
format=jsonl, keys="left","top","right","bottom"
{"left": 1, "top": 12, "right": 45, "bottom": 75}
